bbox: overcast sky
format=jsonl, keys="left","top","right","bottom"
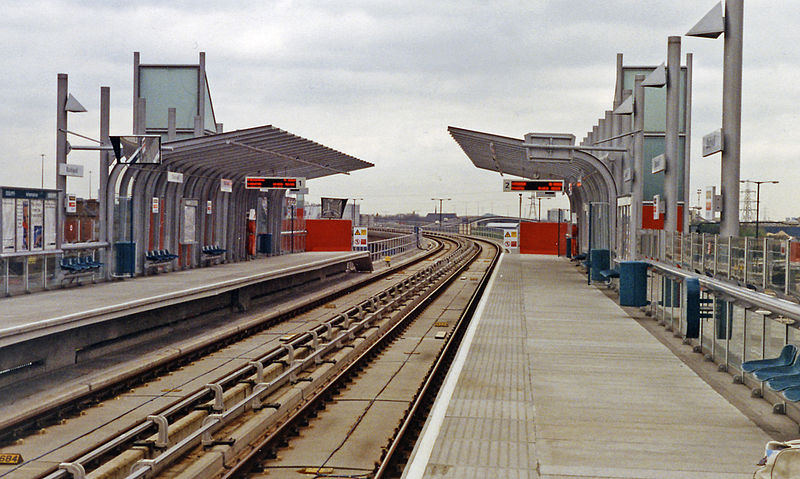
{"left": 1, "top": 1, "right": 798, "bottom": 219}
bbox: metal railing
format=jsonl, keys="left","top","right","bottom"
{"left": 639, "top": 230, "right": 799, "bottom": 299}
{"left": 363, "top": 233, "right": 418, "bottom": 262}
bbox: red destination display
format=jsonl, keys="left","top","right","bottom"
{"left": 507, "top": 180, "right": 563, "bottom": 192}
{"left": 245, "top": 177, "right": 300, "bottom": 189}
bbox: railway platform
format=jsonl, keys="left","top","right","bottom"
{"left": 0, "top": 251, "right": 372, "bottom": 386}
{"left": 405, "top": 254, "right": 773, "bottom": 479}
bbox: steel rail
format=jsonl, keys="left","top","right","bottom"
{"left": 374, "top": 236, "right": 500, "bottom": 478}
{"left": 41, "top": 235, "right": 466, "bottom": 479}
{"left": 219, "top": 235, "right": 481, "bottom": 479}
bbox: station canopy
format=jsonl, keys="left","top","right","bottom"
{"left": 448, "top": 126, "right": 592, "bottom": 187}
{"left": 160, "top": 124, "right": 373, "bottom": 180}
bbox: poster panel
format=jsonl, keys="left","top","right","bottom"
{"left": 44, "top": 199, "right": 56, "bottom": 249}
{"left": 2, "top": 198, "right": 14, "bottom": 252}
{"left": 30, "top": 200, "right": 43, "bottom": 251}
{"left": 16, "top": 199, "right": 29, "bottom": 252}
{"left": 182, "top": 204, "right": 197, "bottom": 244}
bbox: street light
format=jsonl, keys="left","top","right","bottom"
{"left": 687, "top": 0, "right": 744, "bottom": 237}
{"left": 350, "top": 198, "right": 364, "bottom": 226}
{"left": 431, "top": 198, "right": 451, "bottom": 227}
{"left": 740, "top": 180, "right": 778, "bottom": 239}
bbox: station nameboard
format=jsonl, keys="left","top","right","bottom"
{"left": 503, "top": 179, "right": 563, "bottom": 192}
{"left": 245, "top": 177, "right": 306, "bottom": 190}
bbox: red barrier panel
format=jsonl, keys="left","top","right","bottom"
{"left": 306, "top": 219, "right": 352, "bottom": 251}
{"left": 520, "top": 222, "right": 573, "bottom": 255}
{"left": 642, "top": 204, "right": 684, "bottom": 232}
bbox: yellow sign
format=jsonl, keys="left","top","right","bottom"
{"left": 434, "top": 321, "right": 449, "bottom": 327}
{"left": 0, "top": 453, "right": 22, "bottom": 465}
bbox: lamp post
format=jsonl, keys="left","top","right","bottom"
{"left": 431, "top": 198, "right": 451, "bottom": 227}
{"left": 350, "top": 198, "right": 363, "bottom": 226}
{"left": 687, "top": 0, "right": 744, "bottom": 237}
{"left": 741, "top": 180, "right": 778, "bottom": 239}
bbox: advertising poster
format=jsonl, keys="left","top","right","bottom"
{"left": 30, "top": 200, "right": 43, "bottom": 251}
{"left": 2, "top": 198, "right": 14, "bottom": 252}
{"left": 16, "top": 199, "right": 29, "bottom": 252}
{"left": 44, "top": 200, "right": 56, "bottom": 249}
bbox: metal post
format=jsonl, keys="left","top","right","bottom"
{"left": 755, "top": 181, "right": 761, "bottom": 239}
{"left": 786, "top": 239, "right": 791, "bottom": 296}
{"left": 631, "top": 75, "right": 646, "bottom": 259}
{"left": 56, "top": 74, "right": 68, "bottom": 250}
{"left": 743, "top": 236, "right": 749, "bottom": 284}
{"left": 763, "top": 237, "right": 768, "bottom": 290}
{"left": 720, "top": 0, "right": 744, "bottom": 237}
{"left": 665, "top": 36, "right": 681, "bottom": 232}
{"left": 683, "top": 53, "right": 693, "bottom": 234}
{"left": 100, "top": 86, "right": 110, "bottom": 280}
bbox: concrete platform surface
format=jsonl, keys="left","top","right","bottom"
{"left": 0, "top": 251, "right": 368, "bottom": 347}
{"left": 405, "top": 254, "right": 772, "bottom": 479}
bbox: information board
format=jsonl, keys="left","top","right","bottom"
{"left": 503, "top": 179, "right": 563, "bottom": 192}
{"left": 245, "top": 177, "right": 306, "bottom": 190}
{"left": 2, "top": 198, "right": 14, "bottom": 252}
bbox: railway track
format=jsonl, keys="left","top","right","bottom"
{"left": 0, "top": 232, "right": 498, "bottom": 479}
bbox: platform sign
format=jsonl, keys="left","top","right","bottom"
{"left": 245, "top": 177, "right": 306, "bottom": 190}
{"left": 220, "top": 178, "right": 233, "bottom": 193}
{"left": 66, "top": 194, "right": 77, "bottom": 213}
{"left": 503, "top": 228, "right": 519, "bottom": 250}
{"left": 353, "top": 227, "right": 368, "bottom": 248}
{"left": 702, "top": 129, "right": 723, "bottom": 157}
{"left": 151, "top": 197, "right": 159, "bottom": 214}
{"left": 653, "top": 194, "right": 662, "bottom": 220}
{"left": 651, "top": 154, "right": 665, "bottom": 174}
{"left": 167, "top": 171, "right": 183, "bottom": 183}
{"left": 206, "top": 200, "right": 213, "bottom": 215}
{"left": 503, "top": 179, "right": 563, "bottom": 192}
{"left": 58, "top": 163, "right": 84, "bottom": 177}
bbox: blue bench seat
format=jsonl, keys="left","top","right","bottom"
{"left": 599, "top": 269, "right": 619, "bottom": 280}
{"left": 742, "top": 344, "right": 797, "bottom": 374}
{"left": 146, "top": 250, "right": 178, "bottom": 263}
{"left": 752, "top": 352, "right": 800, "bottom": 381}
{"left": 201, "top": 245, "right": 227, "bottom": 256}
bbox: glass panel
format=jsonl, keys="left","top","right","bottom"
{"left": 701, "top": 292, "right": 714, "bottom": 353}
{"left": 789, "top": 327, "right": 800, "bottom": 352}
{"left": 728, "top": 237, "right": 745, "bottom": 282}
{"left": 713, "top": 299, "right": 729, "bottom": 363}
{"left": 728, "top": 305, "right": 745, "bottom": 368}
{"left": 765, "top": 316, "right": 785, "bottom": 360}
{"left": 139, "top": 66, "right": 199, "bottom": 130}
{"left": 703, "top": 235, "right": 715, "bottom": 273}
{"left": 114, "top": 197, "right": 133, "bottom": 242}
{"left": 6, "top": 257, "right": 25, "bottom": 296}
{"left": 790, "top": 241, "right": 800, "bottom": 299}
{"left": 744, "top": 310, "right": 763, "bottom": 363}
{"left": 746, "top": 238, "right": 764, "bottom": 288}
{"left": 589, "top": 202, "right": 610, "bottom": 250}
{"left": 204, "top": 81, "right": 216, "bottom": 132}
{"left": 766, "top": 239, "right": 787, "bottom": 293}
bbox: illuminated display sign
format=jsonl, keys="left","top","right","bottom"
{"left": 502, "top": 179, "right": 563, "bottom": 192}
{"left": 245, "top": 177, "right": 306, "bottom": 190}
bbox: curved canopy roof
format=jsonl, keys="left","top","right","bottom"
{"left": 447, "top": 125, "right": 617, "bottom": 203}
{"left": 161, "top": 124, "right": 373, "bottom": 180}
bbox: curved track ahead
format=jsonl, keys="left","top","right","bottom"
{"left": 0, "top": 233, "right": 499, "bottom": 479}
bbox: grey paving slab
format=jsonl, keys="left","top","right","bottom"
{"left": 415, "top": 254, "right": 772, "bottom": 479}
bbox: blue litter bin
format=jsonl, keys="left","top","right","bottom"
{"left": 684, "top": 278, "right": 700, "bottom": 338}
{"left": 565, "top": 237, "right": 572, "bottom": 258}
{"left": 590, "top": 249, "right": 610, "bottom": 282}
{"left": 115, "top": 241, "right": 136, "bottom": 276}
{"left": 619, "top": 261, "right": 649, "bottom": 306}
